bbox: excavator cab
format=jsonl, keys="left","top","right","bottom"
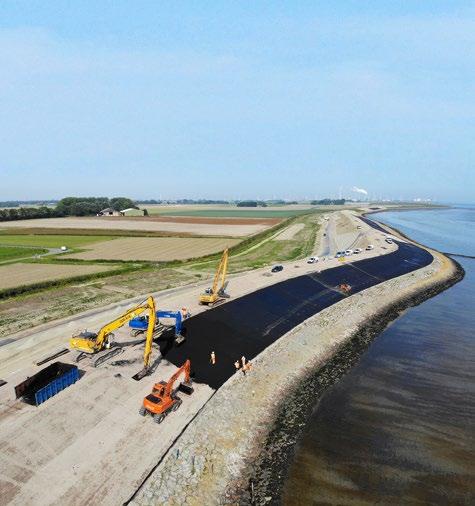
{"left": 140, "top": 360, "right": 194, "bottom": 424}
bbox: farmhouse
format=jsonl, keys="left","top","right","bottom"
{"left": 120, "top": 208, "right": 145, "bottom": 217}
{"left": 97, "top": 207, "right": 120, "bottom": 216}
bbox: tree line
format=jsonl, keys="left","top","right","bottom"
{"left": 0, "top": 197, "right": 138, "bottom": 222}
{"left": 311, "top": 199, "right": 346, "bottom": 205}
{"left": 236, "top": 201, "right": 268, "bottom": 207}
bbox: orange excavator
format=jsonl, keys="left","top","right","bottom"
{"left": 139, "top": 360, "right": 194, "bottom": 423}
{"left": 339, "top": 283, "right": 352, "bottom": 294}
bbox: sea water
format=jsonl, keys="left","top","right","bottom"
{"left": 282, "top": 206, "right": 475, "bottom": 505}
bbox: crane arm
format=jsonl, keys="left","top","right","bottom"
{"left": 164, "top": 359, "right": 191, "bottom": 398}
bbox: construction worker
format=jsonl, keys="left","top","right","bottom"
{"left": 210, "top": 351, "right": 216, "bottom": 365}
{"left": 244, "top": 361, "right": 252, "bottom": 374}
{"left": 241, "top": 356, "right": 246, "bottom": 368}
{"left": 181, "top": 307, "right": 190, "bottom": 319}
{"left": 234, "top": 360, "right": 240, "bottom": 373}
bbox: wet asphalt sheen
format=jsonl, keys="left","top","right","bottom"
{"left": 159, "top": 222, "right": 433, "bottom": 390}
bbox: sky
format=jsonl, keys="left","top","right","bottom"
{"left": 0, "top": 1, "right": 474, "bottom": 202}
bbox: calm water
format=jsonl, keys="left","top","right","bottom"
{"left": 282, "top": 207, "right": 475, "bottom": 505}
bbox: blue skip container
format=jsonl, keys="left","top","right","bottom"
{"left": 14, "top": 362, "right": 80, "bottom": 406}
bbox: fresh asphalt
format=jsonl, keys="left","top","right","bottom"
{"left": 158, "top": 218, "right": 433, "bottom": 390}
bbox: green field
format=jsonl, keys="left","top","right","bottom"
{"left": 0, "top": 234, "right": 115, "bottom": 249}
{"left": 151, "top": 209, "right": 312, "bottom": 218}
{"left": 0, "top": 246, "right": 47, "bottom": 261}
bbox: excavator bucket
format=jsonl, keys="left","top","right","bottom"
{"left": 132, "top": 367, "right": 150, "bottom": 381}
{"left": 178, "top": 381, "right": 194, "bottom": 395}
{"left": 174, "top": 334, "right": 186, "bottom": 345}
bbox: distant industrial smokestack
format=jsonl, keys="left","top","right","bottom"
{"left": 351, "top": 186, "right": 368, "bottom": 196}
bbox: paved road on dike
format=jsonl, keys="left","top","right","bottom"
{"left": 159, "top": 218, "right": 433, "bottom": 389}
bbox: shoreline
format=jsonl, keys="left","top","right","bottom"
{"left": 242, "top": 256, "right": 464, "bottom": 505}
{"left": 130, "top": 220, "right": 464, "bottom": 505}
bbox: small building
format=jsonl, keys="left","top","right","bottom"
{"left": 97, "top": 208, "right": 120, "bottom": 216}
{"left": 120, "top": 208, "right": 145, "bottom": 217}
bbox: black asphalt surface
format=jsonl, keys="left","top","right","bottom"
{"left": 158, "top": 220, "right": 433, "bottom": 390}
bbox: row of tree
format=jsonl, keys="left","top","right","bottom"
{"left": 55, "top": 197, "right": 137, "bottom": 217}
{"left": 236, "top": 201, "right": 268, "bottom": 207}
{"left": 0, "top": 197, "right": 138, "bottom": 222}
{"left": 311, "top": 199, "right": 346, "bottom": 205}
{"left": 0, "top": 206, "right": 56, "bottom": 221}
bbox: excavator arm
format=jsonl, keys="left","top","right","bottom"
{"left": 199, "top": 248, "right": 229, "bottom": 304}
{"left": 70, "top": 296, "right": 156, "bottom": 354}
{"left": 142, "top": 301, "right": 157, "bottom": 370}
{"left": 164, "top": 359, "right": 191, "bottom": 398}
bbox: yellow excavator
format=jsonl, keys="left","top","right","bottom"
{"left": 70, "top": 296, "right": 157, "bottom": 369}
{"left": 199, "top": 248, "right": 230, "bottom": 305}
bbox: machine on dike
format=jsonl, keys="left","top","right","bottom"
{"left": 199, "top": 248, "right": 230, "bottom": 306}
{"left": 69, "top": 296, "right": 157, "bottom": 369}
{"left": 129, "top": 308, "right": 188, "bottom": 345}
{"left": 139, "top": 359, "right": 194, "bottom": 424}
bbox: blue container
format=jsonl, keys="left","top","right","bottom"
{"left": 34, "top": 366, "right": 79, "bottom": 405}
{"left": 15, "top": 362, "right": 80, "bottom": 406}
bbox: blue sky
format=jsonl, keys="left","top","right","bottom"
{"left": 0, "top": 1, "right": 474, "bottom": 202}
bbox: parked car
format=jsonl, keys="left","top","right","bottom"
{"left": 271, "top": 265, "right": 284, "bottom": 273}
{"left": 366, "top": 244, "right": 374, "bottom": 250}
{"left": 345, "top": 249, "right": 353, "bottom": 256}
{"left": 335, "top": 251, "right": 344, "bottom": 258}
{"left": 385, "top": 238, "right": 393, "bottom": 244}
{"left": 307, "top": 257, "right": 318, "bottom": 264}
{"left": 353, "top": 248, "right": 362, "bottom": 254}
{"left": 357, "top": 225, "right": 362, "bottom": 229}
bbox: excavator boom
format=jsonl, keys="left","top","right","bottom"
{"left": 70, "top": 297, "right": 157, "bottom": 362}
{"left": 164, "top": 359, "right": 191, "bottom": 398}
{"left": 199, "top": 248, "right": 229, "bottom": 305}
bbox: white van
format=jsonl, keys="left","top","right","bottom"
{"left": 345, "top": 249, "right": 353, "bottom": 256}
{"left": 307, "top": 257, "right": 319, "bottom": 264}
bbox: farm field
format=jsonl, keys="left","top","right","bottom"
{"left": 0, "top": 217, "right": 269, "bottom": 237}
{"left": 0, "top": 263, "right": 117, "bottom": 291}
{"left": 142, "top": 204, "right": 313, "bottom": 211}
{"left": 66, "top": 236, "right": 240, "bottom": 261}
{"left": 0, "top": 246, "right": 47, "bottom": 262}
{"left": 143, "top": 205, "right": 314, "bottom": 218}
{"left": 0, "top": 234, "right": 114, "bottom": 249}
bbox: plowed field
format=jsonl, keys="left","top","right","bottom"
{"left": 0, "top": 263, "right": 116, "bottom": 291}
{"left": 67, "top": 237, "right": 240, "bottom": 261}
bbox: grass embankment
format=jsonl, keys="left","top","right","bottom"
{"left": 187, "top": 212, "right": 322, "bottom": 274}
{"left": 0, "top": 246, "right": 47, "bottom": 262}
